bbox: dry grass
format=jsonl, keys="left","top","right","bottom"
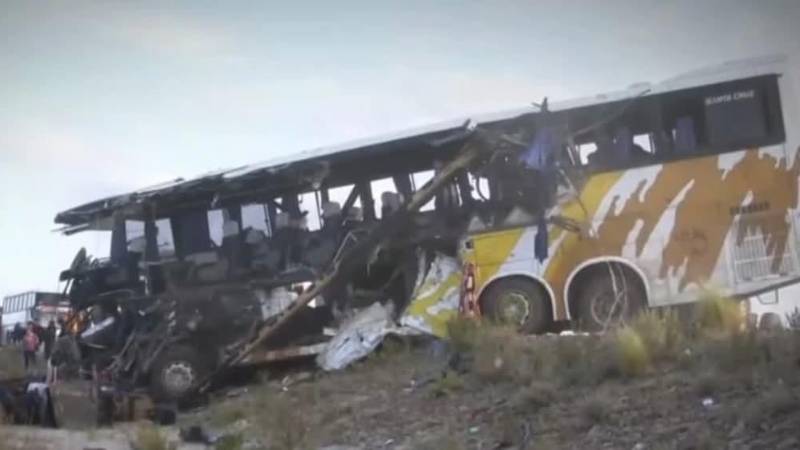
{"left": 629, "top": 309, "right": 685, "bottom": 362}
{"left": 694, "top": 290, "right": 745, "bottom": 336}
{"left": 249, "top": 388, "right": 316, "bottom": 450}
{"left": 578, "top": 393, "right": 613, "bottom": 428}
{"left": 516, "top": 380, "right": 557, "bottom": 412}
{"left": 0, "top": 347, "right": 24, "bottom": 380}
{"left": 132, "top": 424, "right": 175, "bottom": 450}
{"left": 615, "top": 327, "right": 650, "bottom": 377}
{"left": 741, "top": 384, "right": 799, "bottom": 428}
{"left": 429, "top": 370, "right": 465, "bottom": 398}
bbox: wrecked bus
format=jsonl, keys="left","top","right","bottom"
{"left": 461, "top": 55, "right": 800, "bottom": 332}
{"left": 51, "top": 117, "right": 523, "bottom": 402}
{"left": 51, "top": 54, "right": 798, "bottom": 405}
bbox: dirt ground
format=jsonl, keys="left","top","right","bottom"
{"left": 2, "top": 318, "right": 800, "bottom": 450}
{"left": 181, "top": 332, "right": 800, "bottom": 450}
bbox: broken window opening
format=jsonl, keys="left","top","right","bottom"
{"left": 299, "top": 192, "right": 322, "bottom": 231}
{"left": 411, "top": 170, "right": 435, "bottom": 212}
{"left": 371, "top": 177, "right": 400, "bottom": 219}
{"left": 155, "top": 219, "right": 176, "bottom": 258}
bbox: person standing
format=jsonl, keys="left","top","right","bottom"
{"left": 43, "top": 321, "right": 56, "bottom": 361}
{"left": 22, "top": 322, "right": 39, "bottom": 371}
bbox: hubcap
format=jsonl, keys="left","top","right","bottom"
{"left": 497, "top": 291, "right": 531, "bottom": 326}
{"left": 162, "top": 361, "right": 196, "bottom": 397}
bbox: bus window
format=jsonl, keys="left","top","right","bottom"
{"left": 155, "top": 219, "right": 175, "bottom": 257}
{"left": 411, "top": 170, "right": 435, "bottom": 212}
{"left": 329, "top": 184, "right": 362, "bottom": 221}
{"left": 299, "top": 192, "right": 321, "bottom": 231}
{"left": 704, "top": 86, "right": 768, "bottom": 147}
{"left": 208, "top": 209, "right": 224, "bottom": 246}
{"left": 469, "top": 175, "right": 492, "bottom": 201}
{"left": 633, "top": 134, "right": 654, "bottom": 154}
{"left": 242, "top": 204, "right": 271, "bottom": 236}
{"left": 577, "top": 142, "right": 598, "bottom": 165}
{"left": 371, "top": 177, "right": 399, "bottom": 219}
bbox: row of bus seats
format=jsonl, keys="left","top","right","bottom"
{"left": 586, "top": 119, "right": 698, "bottom": 168}
{"left": 172, "top": 192, "right": 405, "bottom": 283}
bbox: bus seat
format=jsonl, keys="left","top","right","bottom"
{"left": 674, "top": 117, "right": 697, "bottom": 153}
{"left": 184, "top": 251, "right": 219, "bottom": 266}
{"left": 322, "top": 201, "right": 342, "bottom": 219}
{"left": 346, "top": 206, "right": 363, "bottom": 224}
{"left": 244, "top": 228, "right": 267, "bottom": 244}
{"left": 380, "top": 192, "right": 402, "bottom": 218}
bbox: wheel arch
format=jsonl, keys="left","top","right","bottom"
{"left": 477, "top": 273, "right": 557, "bottom": 321}
{"left": 564, "top": 257, "right": 651, "bottom": 320}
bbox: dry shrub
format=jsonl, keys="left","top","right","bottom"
{"left": 579, "top": 393, "right": 613, "bottom": 428}
{"left": 615, "top": 327, "right": 650, "bottom": 377}
{"left": 756, "top": 329, "right": 800, "bottom": 384}
{"left": 215, "top": 433, "right": 244, "bottom": 450}
{"left": 0, "top": 348, "right": 24, "bottom": 380}
{"left": 251, "top": 389, "right": 315, "bottom": 450}
{"left": 517, "top": 380, "right": 557, "bottom": 411}
{"left": 695, "top": 329, "right": 762, "bottom": 373}
{"left": 132, "top": 424, "right": 174, "bottom": 450}
{"left": 447, "top": 316, "right": 482, "bottom": 352}
{"left": 695, "top": 291, "right": 745, "bottom": 335}
{"left": 470, "top": 325, "right": 529, "bottom": 382}
{"left": 430, "top": 370, "right": 465, "bottom": 397}
{"left": 741, "top": 384, "right": 799, "bottom": 428}
{"left": 630, "top": 309, "right": 685, "bottom": 363}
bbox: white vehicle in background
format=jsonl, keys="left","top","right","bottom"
{"left": 1, "top": 291, "right": 65, "bottom": 344}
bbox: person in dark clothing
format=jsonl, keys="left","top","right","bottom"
{"left": 22, "top": 323, "right": 39, "bottom": 371}
{"left": 43, "top": 321, "right": 56, "bottom": 361}
{"left": 13, "top": 323, "right": 24, "bottom": 345}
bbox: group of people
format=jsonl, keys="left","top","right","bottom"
{"left": 11, "top": 321, "right": 57, "bottom": 372}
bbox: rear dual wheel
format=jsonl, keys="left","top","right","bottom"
{"left": 576, "top": 268, "right": 645, "bottom": 332}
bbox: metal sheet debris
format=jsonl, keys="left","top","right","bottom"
{"left": 316, "top": 302, "right": 403, "bottom": 371}
{"left": 400, "top": 252, "right": 461, "bottom": 338}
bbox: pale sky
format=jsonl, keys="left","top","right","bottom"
{"left": 2, "top": 0, "right": 800, "bottom": 304}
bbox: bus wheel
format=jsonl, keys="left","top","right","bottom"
{"left": 481, "top": 278, "right": 550, "bottom": 334}
{"left": 577, "top": 269, "right": 644, "bottom": 332}
{"left": 150, "top": 345, "right": 208, "bottom": 403}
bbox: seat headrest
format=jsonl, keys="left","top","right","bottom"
{"left": 322, "top": 201, "right": 342, "bottom": 218}
{"left": 275, "top": 212, "right": 291, "bottom": 229}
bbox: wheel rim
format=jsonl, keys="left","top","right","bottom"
{"left": 162, "top": 361, "right": 196, "bottom": 397}
{"left": 589, "top": 288, "right": 629, "bottom": 330}
{"left": 496, "top": 291, "right": 531, "bottom": 326}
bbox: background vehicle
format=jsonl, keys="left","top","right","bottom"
{"left": 2, "top": 291, "right": 65, "bottom": 344}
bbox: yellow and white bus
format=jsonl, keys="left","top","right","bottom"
{"left": 460, "top": 55, "right": 800, "bottom": 332}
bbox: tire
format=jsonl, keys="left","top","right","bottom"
{"left": 576, "top": 267, "right": 645, "bottom": 332}
{"left": 149, "top": 345, "right": 208, "bottom": 403}
{"left": 481, "top": 278, "right": 550, "bottom": 334}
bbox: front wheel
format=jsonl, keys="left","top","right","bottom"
{"left": 149, "top": 345, "right": 209, "bottom": 403}
{"left": 480, "top": 278, "right": 551, "bottom": 334}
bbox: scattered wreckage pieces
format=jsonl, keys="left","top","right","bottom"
{"left": 197, "top": 138, "right": 486, "bottom": 390}
{"left": 317, "top": 252, "right": 462, "bottom": 370}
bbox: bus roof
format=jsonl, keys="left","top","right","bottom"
{"left": 55, "top": 54, "right": 790, "bottom": 231}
